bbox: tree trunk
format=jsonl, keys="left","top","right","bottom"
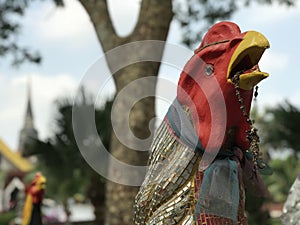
{"left": 78, "top": 1, "right": 173, "bottom": 224}
{"left": 87, "top": 173, "right": 106, "bottom": 225}
{"left": 62, "top": 198, "right": 71, "bottom": 225}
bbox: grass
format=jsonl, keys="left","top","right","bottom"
{"left": 270, "top": 218, "right": 282, "bottom": 225}
{"left": 0, "top": 211, "right": 16, "bottom": 225}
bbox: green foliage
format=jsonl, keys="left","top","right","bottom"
{"left": 245, "top": 155, "right": 300, "bottom": 224}
{"left": 0, "top": 0, "right": 63, "bottom": 66}
{"left": 174, "top": 0, "right": 296, "bottom": 47}
{"left": 263, "top": 156, "right": 300, "bottom": 203}
{"left": 270, "top": 218, "right": 282, "bottom": 225}
{"left": 27, "top": 90, "right": 113, "bottom": 203}
{"left": 245, "top": 101, "right": 300, "bottom": 224}
{"left": 0, "top": 211, "right": 16, "bottom": 225}
{"left": 260, "top": 101, "right": 300, "bottom": 153}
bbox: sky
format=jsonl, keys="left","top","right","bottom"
{"left": 0, "top": 0, "right": 300, "bottom": 150}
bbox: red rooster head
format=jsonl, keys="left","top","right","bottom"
{"left": 177, "top": 21, "right": 270, "bottom": 152}
{"left": 28, "top": 172, "right": 46, "bottom": 203}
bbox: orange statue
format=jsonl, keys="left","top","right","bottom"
{"left": 22, "top": 173, "right": 46, "bottom": 225}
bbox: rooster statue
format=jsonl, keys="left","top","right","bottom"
{"left": 22, "top": 173, "right": 46, "bottom": 225}
{"left": 134, "top": 21, "right": 271, "bottom": 225}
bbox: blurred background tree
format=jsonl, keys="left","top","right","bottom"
{"left": 260, "top": 101, "right": 300, "bottom": 201}
{"left": 27, "top": 89, "right": 113, "bottom": 225}
{"left": 256, "top": 101, "right": 300, "bottom": 224}
{"left": 1, "top": 0, "right": 297, "bottom": 224}
{"left": 265, "top": 156, "right": 300, "bottom": 203}
{"left": 261, "top": 101, "right": 300, "bottom": 155}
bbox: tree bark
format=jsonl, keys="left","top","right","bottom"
{"left": 62, "top": 198, "right": 71, "bottom": 225}
{"left": 87, "top": 173, "right": 106, "bottom": 225}
{"left": 78, "top": 1, "right": 173, "bottom": 224}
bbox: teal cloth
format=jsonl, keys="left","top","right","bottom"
{"left": 165, "top": 98, "right": 271, "bottom": 221}
{"left": 166, "top": 98, "right": 204, "bottom": 154}
{"left": 194, "top": 158, "right": 240, "bottom": 223}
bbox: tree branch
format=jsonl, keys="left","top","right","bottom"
{"left": 78, "top": 0, "right": 122, "bottom": 51}
{"left": 132, "top": 0, "right": 173, "bottom": 41}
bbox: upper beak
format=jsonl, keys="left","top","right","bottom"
{"left": 40, "top": 177, "right": 47, "bottom": 190}
{"left": 227, "top": 31, "right": 270, "bottom": 90}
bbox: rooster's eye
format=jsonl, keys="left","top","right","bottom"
{"left": 205, "top": 64, "right": 214, "bottom": 76}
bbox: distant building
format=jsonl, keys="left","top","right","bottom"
{"left": 0, "top": 139, "right": 33, "bottom": 212}
{"left": 0, "top": 77, "right": 36, "bottom": 212}
{"left": 18, "top": 78, "right": 38, "bottom": 157}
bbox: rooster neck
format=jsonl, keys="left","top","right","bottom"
{"left": 186, "top": 86, "right": 253, "bottom": 151}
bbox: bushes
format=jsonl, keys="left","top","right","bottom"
{"left": 0, "top": 211, "right": 16, "bottom": 225}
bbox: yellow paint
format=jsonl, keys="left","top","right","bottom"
{"left": 0, "top": 139, "right": 33, "bottom": 172}
{"left": 35, "top": 173, "right": 47, "bottom": 191}
{"left": 227, "top": 31, "right": 270, "bottom": 90}
{"left": 22, "top": 194, "right": 33, "bottom": 225}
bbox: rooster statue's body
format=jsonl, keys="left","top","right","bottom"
{"left": 22, "top": 173, "right": 46, "bottom": 225}
{"left": 134, "top": 22, "right": 270, "bottom": 225}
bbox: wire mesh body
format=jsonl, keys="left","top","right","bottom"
{"left": 134, "top": 118, "right": 247, "bottom": 225}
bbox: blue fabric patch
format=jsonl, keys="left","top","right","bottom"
{"left": 166, "top": 98, "right": 204, "bottom": 154}
{"left": 194, "top": 158, "right": 240, "bottom": 223}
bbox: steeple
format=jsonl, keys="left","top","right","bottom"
{"left": 18, "top": 77, "right": 38, "bottom": 156}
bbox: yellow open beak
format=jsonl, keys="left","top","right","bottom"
{"left": 39, "top": 176, "right": 47, "bottom": 190}
{"left": 227, "top": 31, "right": 270, "bottom": 90}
